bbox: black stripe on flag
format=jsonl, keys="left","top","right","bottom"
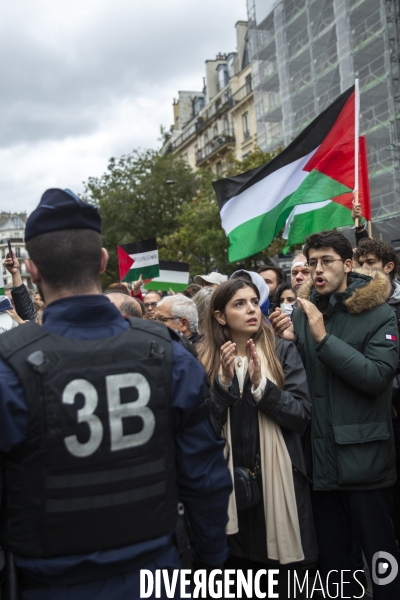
{"left": 119, "top": 238, "right": 157, "bottom": 255}
{"left": 213, "top": 85, "right": 355, "bottom": 208}
{"left": 159, "top": 260, "right": 189, "bottom": 273}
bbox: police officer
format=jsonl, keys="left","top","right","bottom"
{"left": 0, "top": 189, "right": 232, "bottom": 599}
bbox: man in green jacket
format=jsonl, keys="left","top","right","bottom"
{"left": 271, "top": 230, "right": 400, "bottom": 599}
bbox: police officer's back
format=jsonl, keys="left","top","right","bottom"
{"left": 0, "top": 189, "right": 232, "bottom": 599}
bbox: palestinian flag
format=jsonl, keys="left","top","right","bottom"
{"left": 283, "top": 135, "right": 371, "bottom": 251}
{"left": 118, "top": 238, "right": 159, "bottom": 282}
{"left": 143, "top": 261, "right": 190, "bottom": 292}
{"left": 214, "top": 85, "right": 368, "bottom": 262}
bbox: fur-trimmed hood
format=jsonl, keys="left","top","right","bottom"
{"left": 297, "top": 268, "right": 391, "bottom": 315}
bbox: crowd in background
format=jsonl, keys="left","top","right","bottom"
{"left": 2, "top": 196, "right": 400, "bottom": 599}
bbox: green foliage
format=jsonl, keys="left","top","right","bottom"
{"left": 83, "top": 145, "right": 286, "bottom": 286}
{"left": 83, "top": 149, "right": 195, "bottom": 287}
{"left": 158, "top": 169, "right": 230, "bottom": 276}
{"left": 225, "top": 146, "right": 280, "bottom": 177}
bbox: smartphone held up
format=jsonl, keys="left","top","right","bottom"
{"left": 7, "top": 238, "right": 13, "bottom": 265}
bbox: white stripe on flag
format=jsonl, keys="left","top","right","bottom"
{"left": 129, "top": 249, "right": 159, "bottom": 268}
{"left": 150, "top": 269, "right": 189, "bottom": 285}
{"left": 220, "top": 149, "right": 317, "bottom": 235}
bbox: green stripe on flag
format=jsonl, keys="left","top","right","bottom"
{"left": 144, "top": 281, "right": 187, "bottom": 292}
{"left": 226, "top": 195, "right": 292, "bottom": 262}
{"left": 225, "top": 170, "right": 350, "bottom": 262}
{"left": 284, "top": 170, "right": 351, "bottom": 213}
{"left": 283, "top": 202, "right": 354, "bottom": 252}
{"left": 122, "top": 264, "right": 160, "bottom": 283}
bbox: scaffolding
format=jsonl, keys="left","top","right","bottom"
{"left": 247, "top": 0, "right": 400, "bottom": 242}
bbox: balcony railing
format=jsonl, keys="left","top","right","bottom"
{"left": 196, "top": 134, "right": 235, "bottom": 164}
{"left": 232, "top": 81, "right": 252, "bottom": 105}
{"left": 198, "top": 91, "right": 232, "bottom": 129}
{"left": 167, "top": 122, "right": 197, "bottom": 153}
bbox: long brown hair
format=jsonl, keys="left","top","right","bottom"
{"left": 198, "top": 279, "right": 284, "bottom": 388}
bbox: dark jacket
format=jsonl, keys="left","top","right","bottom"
{"left": 294, "top": 270, "right": 399, "bottom": 492}
{"left": 388, "top": 280, "right": 400, "bottom": 412}
{"left": 11, "top": 284, "right": 36, "bottom": 321}
{"left": 212, "top": 338, "right": 317, "bottom": 565}
{"left": 0, "top": 295, "right": 231, "bottom": 590}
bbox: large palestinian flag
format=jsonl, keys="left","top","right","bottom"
{"left": 282, "top": 135, "right": 371, "bottom": 251}
{"left": 118, "top": 238, "right": 159, "bottom": 282}
{"left": 213, "top": 85, "right": 370, "bottom": 262}
{"left": 143, "top": 261, "right": 190, "bottom": 292}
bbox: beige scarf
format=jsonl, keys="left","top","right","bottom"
{"left": 223, "top": 351, "right": 304, "bottom": 565}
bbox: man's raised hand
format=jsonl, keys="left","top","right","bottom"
{"left": 270, "top": 308, "right": 295, "bottom": 341}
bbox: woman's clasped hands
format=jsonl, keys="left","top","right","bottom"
{"left": 219, "top": 339, "right": 263, "bottom": 389}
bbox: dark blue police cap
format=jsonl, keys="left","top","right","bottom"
{"left": 25, "top": 188, "right": 101, "bottom": 242}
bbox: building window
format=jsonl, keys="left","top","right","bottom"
{"left": 245, "top": 75, "right": 252, "bottom": 95}
{"left": 224, "top": 116, "right": 230, "bottom": 135}
{"left": 15, "top": 247, "right": 21, "bottom": 258}
{"left": 217, "top": 64, "right": 229, "bottom": 92}
{"left": 242, "top": 113, "right": 250, "bottom": 140}
{"left": 216, "top": 162, "right": 223, "bottom": 176}
{"left": 213, "top": 125, "right": 218, "bottom": 138}
{"left": 192, "top": 96, "right": 205, "bottom": 117}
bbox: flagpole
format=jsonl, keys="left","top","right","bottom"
{"left": 359, "top": 135, "right": 373, "bottom": 239}
{"left": 354, "top": 78, "right": 361, "bottom": 227}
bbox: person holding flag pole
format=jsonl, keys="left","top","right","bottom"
{"left": 353, "top": 78, "right": 361, "bottom": 229}
{"left": 352, "top": 78, "right": 373, "bottom": 239}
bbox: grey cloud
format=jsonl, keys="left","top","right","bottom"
{"left": 1, "top": 1, "right": 246, "bottom": 147}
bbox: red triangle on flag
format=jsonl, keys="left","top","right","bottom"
{"left": 303, "top": 90, "right": 371, "bottom": 222}
{"left": 118, "top": 246, "right": 135, "bottom": 281}
{"left": 304, "top": 91, "right": 355, "bottom": 190}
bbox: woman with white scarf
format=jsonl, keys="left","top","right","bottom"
{"left": 198, "top": 278, "right": 317, "bottom": 598}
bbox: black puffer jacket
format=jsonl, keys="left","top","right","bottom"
{"left": 11, "top": 285, "right": 36, "bottom": 321}
{"left": 212, "top": 338, "right": 317, "bottom": 565}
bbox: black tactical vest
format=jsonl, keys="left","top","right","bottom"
{"left": 0, "top": 319, "right": 178, "bottom": 558}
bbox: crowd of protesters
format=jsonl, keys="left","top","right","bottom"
{"left": 1, "top": 191, "right": 400, "bottom": 599}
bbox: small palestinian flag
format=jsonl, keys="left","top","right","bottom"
{"left": 143, "top": 261, "right": 190, "bottom": 292}
{"left": 118, "top": 238, "right": 159, "bottom": 282}
{"left": 213, "top": 85, "right": 370, "bottom": 262}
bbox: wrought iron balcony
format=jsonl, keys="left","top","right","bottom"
{"left": 196, "top": 134, "right": 235, "bottom": 165}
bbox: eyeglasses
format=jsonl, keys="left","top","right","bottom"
{"left": 154, "top": 316, "right": 179, "bottom": 323}
{"left": 305, "top": 258, "right": 345, "bottom": 270}
{"left": 144, "top": 302, "right": 158, "bottom": 309}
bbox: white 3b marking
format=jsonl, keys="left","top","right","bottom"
{"left": 62, "top": 373, "right": 155, "bottom": 457}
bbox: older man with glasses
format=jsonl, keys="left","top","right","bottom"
{"left": 155, "top": 294, "right": 201, "bottom": 344}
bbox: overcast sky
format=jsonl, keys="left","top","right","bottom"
{"left": 0, "top": 0, "right": 260, "bottom": 215}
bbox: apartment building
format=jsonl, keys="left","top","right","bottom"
{"left": 162, "top": 21, "right": 257, "bottom": 175}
